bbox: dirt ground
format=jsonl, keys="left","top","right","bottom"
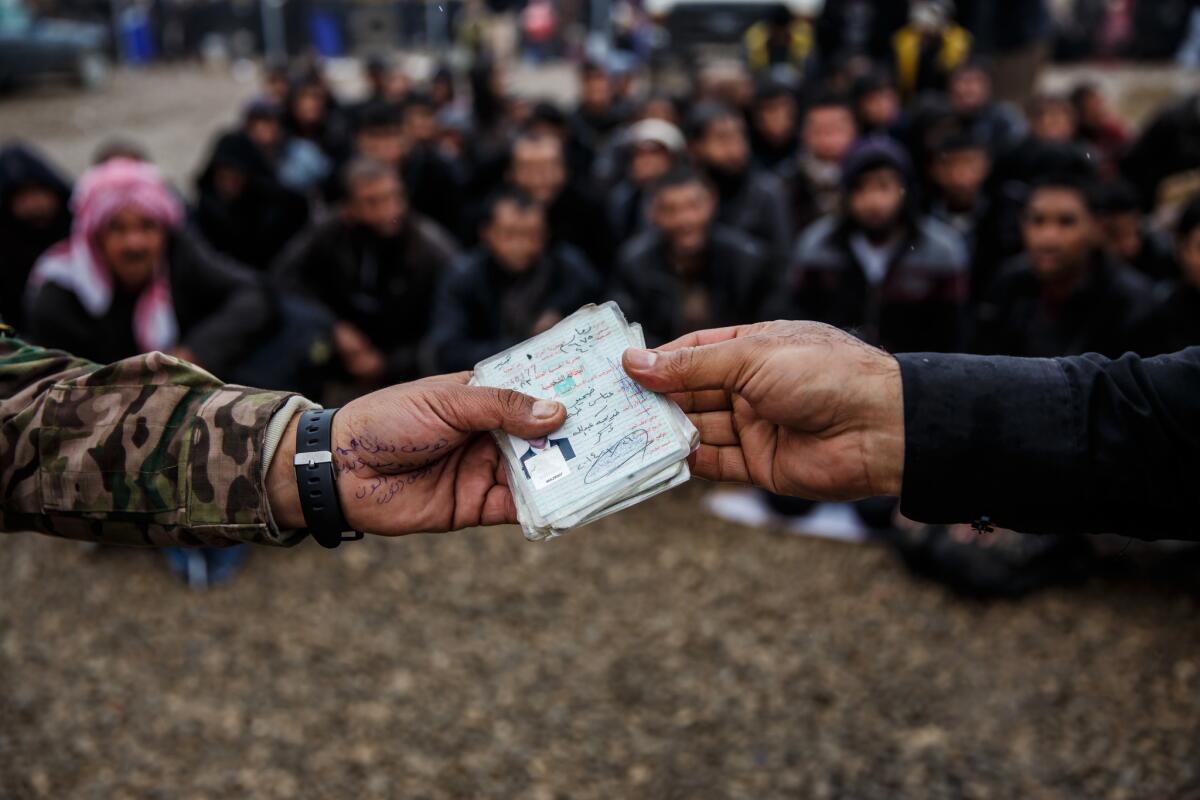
{"left": 3, "top": 65, "right": 1200, "bottom": 800}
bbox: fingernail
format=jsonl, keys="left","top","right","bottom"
{"left": 625, "top": 348, "right": 657, "bottom": 370}
{"left": 532, "top": 400, "right": 561, "bottom": 419}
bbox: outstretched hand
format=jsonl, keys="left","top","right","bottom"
{"left": 622, "top": 321, "right": 906, "bottom": 502}
{"left": 267, "top": 373, "right": 566, "bottom": 535}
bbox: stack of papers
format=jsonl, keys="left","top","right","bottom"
{"left": 470, "top": 302, "right": 698, "bottom": 541}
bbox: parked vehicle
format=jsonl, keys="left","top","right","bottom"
{"left": 0, "top": 0, "right": 110, "bottom": 89}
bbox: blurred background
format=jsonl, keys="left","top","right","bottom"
{"left": 3, "top": 0, "right": 1200, "bottom": 797}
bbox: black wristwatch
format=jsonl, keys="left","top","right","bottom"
{"left": 293, "top": 408, "right": 363, "bottom": 549}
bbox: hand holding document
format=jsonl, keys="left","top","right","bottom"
{"left": 470, "top": 302, "right": 698, "bottom": 540}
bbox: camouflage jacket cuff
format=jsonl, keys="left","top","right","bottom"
{"left": 2, "top": 343, "right": 308, "bottom": 547}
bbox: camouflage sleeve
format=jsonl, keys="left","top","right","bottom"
{"left": 0, "top": 336, "right": 307, "bottom": 548}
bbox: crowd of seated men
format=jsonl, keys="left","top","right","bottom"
{"left": 4, "top": 0, "right": 1200, "bottom": 591}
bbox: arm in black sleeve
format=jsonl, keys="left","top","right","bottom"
{"left": 897, "top": 348, "right": 1200, "bottom": 540}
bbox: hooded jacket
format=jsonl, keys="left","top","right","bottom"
{"left": 787, "top": 137, "right": 971, "bottom": 353}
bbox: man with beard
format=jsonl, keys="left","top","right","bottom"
{"left": 506, "top": 131, "right": 613, "bottom": 274}
{"left": 0, "top": 144, "right": 72, "bottom": 331}
{"left": 25, "top": 157, "right": 271, "bottom": 377}
{"left": 274, "top": 158, "right": 459, "bottom": 387}
{"left": 687, "top": 102, "right": 793, "bottom": 270}
{"left": 974, "top": 175, "right": 1152, "bottom": 359}
{"left": 353, "top": 102, "right": 462, "bottom": 237}
{"left": 428, "top": 189, "right": 600, "bottom": 373}
{"left": 610, "top": 168, "right": 775, "bottom": 347}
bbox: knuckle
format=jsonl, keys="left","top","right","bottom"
{"left": 498, "top": 388, "right": 530, "bottom": 418}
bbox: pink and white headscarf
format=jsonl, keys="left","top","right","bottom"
{"left": 29, "top": 157, "right": 184, "bottom": 353}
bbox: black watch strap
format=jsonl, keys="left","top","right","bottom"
{"left": 293, "top": 408, "right": 363, "bottom": 549}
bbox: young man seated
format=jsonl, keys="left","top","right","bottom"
{"left": 610, "top": 168, "right": 775, "bottom": 346}
{"left": 778, "top": 91, "right": 859, "bottom": 234}
{"left": 788, "top": 136, "right": 970, "bottom": 355}
{"left": 1095, "top": 181, "right": 1179, "bottom": 283}
{"left": 26, "top": 157, "right": 271, "bottom": 378}
{"left": 274, "top": 158, "right": 460, "bottom": 387}
{"left": 927, "top": 131, "right": 1008, "bottom": 302}
{"left": 974, "top": 174, "right": 1153, "bottom": 358}
{"left": 428, "top": 189, "right": 600, "bottom": 373}
{"left": 686, "top": 101, "right": 794, "bottom": 268}
{"left": 1133, "top": 195, "right": 1200, "bottom": 355}
{"left": 605, "top": 119, "right": 687, "bottom": 244}
{"left": 506, "top": 131, "right": 613, "bottom": 274}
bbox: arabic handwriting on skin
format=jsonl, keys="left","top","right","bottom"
{"left": 583, "top": 429, "right": 650, "bottom": 484}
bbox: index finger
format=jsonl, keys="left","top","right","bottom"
{"left": 654, "top": 325, "right": 754, "bottom": 353}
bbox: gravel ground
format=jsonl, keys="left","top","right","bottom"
{"left": 3, "top": 65, "right": 1200, "bottom": 799}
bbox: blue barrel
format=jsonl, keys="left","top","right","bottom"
{"left": 119, "top": 7, "right": 156, "bottom": 65}
{"left": 309, "top": 9, "right": 345, "bottom": 57}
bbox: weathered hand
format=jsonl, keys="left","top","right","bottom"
{"left": 622, "top": 321, "right": 905, "bottom": 502}
{"left": 267, "top": 373, "right": 566, "bottom": 535}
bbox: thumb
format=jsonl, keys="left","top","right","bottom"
{"left": 436, "top": 385, "right": 567, "bottom": 439}
{"left": 622, "top": 340, "right": 753, "bottom": 394}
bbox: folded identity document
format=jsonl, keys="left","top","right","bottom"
{"left": 470, "top": 302, "right": 699, "bottom": 540}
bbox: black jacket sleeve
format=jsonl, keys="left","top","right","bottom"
{"left": 897, "top": 348, "right": 1200, "bottom": 540}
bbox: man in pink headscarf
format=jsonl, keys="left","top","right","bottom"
{"left": 25, "top": 157, "right": 272, "bottom": 376}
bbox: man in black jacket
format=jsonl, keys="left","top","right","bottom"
{"left": 610, "top": 168, "right": 775, "bottom": 346}
{"left": 621, "top": 321, "right": 1200, "bottom": 541}
{"left": 975, "top": 175, "right": 1152, "bottom": 359}
{"left": 1133, "top": 195, "right": 1200, "bottom": 356}
{"left": 788, "top": 135, "right": 971, "bottom": 354}
{"left": 428, "top": 189, "right": 600, "bottom": 373}
{"left": 274, "top": 158, "right": 459, "bottom": 386}
{"left": 687, "top": 101, "right": 794, "bottom": 269}
{"left": 506, "top": 131, "right": 614, "bottom": 275}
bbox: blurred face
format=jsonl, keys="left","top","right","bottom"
{"left": 581, "top": 72, "right": 612, "bottom": 112}
{"left": 213, "top": 165, "right": 247, "bottom": 201}
{"left": 348, "top": 173, "right": 406, "bottom": 237}
{"left": 639, "top": 97, "right": 678, "bottom": 125}
{"left": 949, "top": 68, "right": 991, "bottom": 114}
{"left": 629, "top": 142, "right": 673, "bottom": 186}
{"left": 803, "top": 106, "right": 857, "bottom": 164}
{"left": 356, "top": 125, "right": 408, "bottom": 168}
{"left": 754, "top": 95, "right": 797, "bottom": 146}
{"left": 264, "top": 74, "right": 289, "bottom": 104}
{"left": 931, "top": 148, "right": 989, "bottom": 210}
{"left": 292, "top": 86, "right": 326, "bottom": 127}
{"left": 1178, "top": 228, "right": 1200, "bottom": 287}
{"left": 509, "top": 138, "right": 566, "bottom": 205}
{"left": 651, "top": 181, "right": 715, "bottom": 257}
{"left": 1100, "top": 211, "right": 1142, "bottom": 263}
{"left": 97, "top": 207, "right": 167, "bottom": 290}
{"left": 246, "top": 116, "right": 282, "bottom": 151}
{"left": 1077, "top": 89, "right": 1106, "bottom": 128}
{"left": 404, "top": 105, "right": 437, "bottom": 145}
{"left": 1033, "top": 102, "right": 1076, "bottom": 143}
{"left": 848, "top": 168, "right": 906, "bottom": 237}
{"left": 1022, "top": 188, "right": 1096, "bottom": 282}
{"left": 483, "top": 201, "right": 545, "bottom": 273}
{"left": 694, "top": 117, "right": 749, "bottom": 175}
{"left": 859, "top": 88, "right": 900, "bottom": 131}
{"left": 9, "top": 185, "right": 61, "bottom": 227}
